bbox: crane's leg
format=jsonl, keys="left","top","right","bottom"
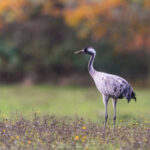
{"left": 102, "top": 95, "right": 109, "bottom": 130}
{"left": 112, "top": 98, "right": 117, "bottom": 128}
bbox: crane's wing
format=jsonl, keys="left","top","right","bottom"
{"left": 102, "top": 74, "right": 136, "bottom": 102}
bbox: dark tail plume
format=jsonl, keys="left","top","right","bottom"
{"left": 126, "top": 87, "right": 136, "bottom": 103}
{"left": 131, "top": 91, "right": 136, "bottom": 102}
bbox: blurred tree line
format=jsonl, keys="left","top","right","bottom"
{"left": 0, "top": 0, "right": 149, "bottom": 84}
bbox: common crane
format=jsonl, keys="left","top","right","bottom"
{"left": 74, "top": 47, "right": 136, "bottom": 129}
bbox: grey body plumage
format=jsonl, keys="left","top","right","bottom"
{"left": 93, "top": 72, "right": 136, "bottom": 103}
{"left": 75, "top": 47, "right": 136, "bottom": 129}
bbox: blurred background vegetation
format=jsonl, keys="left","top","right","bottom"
{"left": 0, "top": 0, "right": 149, "bottom": 86}
{"left": 0, "top": 0, "right": 150, "bottom": 123}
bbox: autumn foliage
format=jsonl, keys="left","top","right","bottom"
{"left": 0, "top": 0, "right": 149, "bottom": 83}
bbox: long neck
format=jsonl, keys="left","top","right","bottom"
{"left": 88, "top": 53, "right": 96, "bottom": 76}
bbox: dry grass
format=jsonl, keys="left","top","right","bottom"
{"left": 0, "top": 114, "right": 150, "bottom": 150}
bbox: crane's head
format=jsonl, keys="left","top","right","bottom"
{"left": 74, "top": 47, "right": 96, "bottom": 55}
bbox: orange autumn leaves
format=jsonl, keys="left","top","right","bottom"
{"left": 64, "top": 0, "right": 150, "bottom": 51}
{"left": 64, "top": 0, "right": 126, "bottom": 39}
{"left": 0, "top": 0, "right": 29, "bottom": 22}
{"left": 65, "top": 0, "right": 125, "bottom": 26}
{"left": 0, "top": 0, "right": 150, "bottom": 52}
{"left": 42, "top": 0, "right": 65, "bottom": 16}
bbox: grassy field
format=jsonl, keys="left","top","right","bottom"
{"left": 0, "top": 84, "right": 149, "bottom": 122}
{"left": 0, "top": 85, "right": 150, "bottom": 149}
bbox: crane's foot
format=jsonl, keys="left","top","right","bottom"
{"left": 103, "top": 122, "right": 107, "bottom": 131}
{"left": 103, "top": 114, "right": 108, "bottom": 131}
{"left": 113, "top": 125, "right": 116, "bottom": 132}
{"left": 103, "top": 125, "right": 106, "bottom": 131}
{"left": 113, "top": 116, "right": 116, "bottom": 129}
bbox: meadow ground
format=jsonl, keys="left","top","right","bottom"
{"left": 0, "top": 85, "right": 150, "bottom": 149}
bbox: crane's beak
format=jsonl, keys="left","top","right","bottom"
{"left": 74, "top": 49, "right": 84, "bottom": 54}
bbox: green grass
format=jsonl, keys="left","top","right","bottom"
{"left": 0, "top": 84, "right": 149, "bottom": 124}
{"left": 0, "top": 85, "right": 150, "bottom": 150}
